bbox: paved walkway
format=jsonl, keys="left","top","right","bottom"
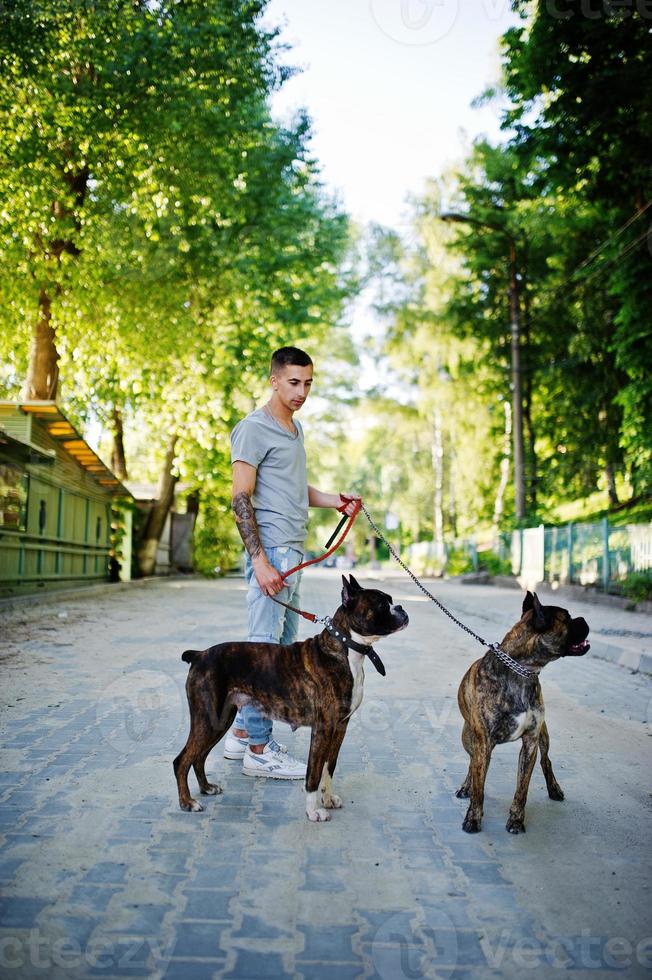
{"left": 0, "top": 572, "right": 651, "bottom": 979}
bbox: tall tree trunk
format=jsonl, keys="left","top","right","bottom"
{"left": 630, "top": 462, "right": 638, "bottom": 498}
{"left": 605, "top": 462, "right": 619, "bottom": 507}
{"left": 111, "top": 407, "right": 128, "bottom": 481}
{"left": 523, "top": 396, "right": 537, "bottom": 513}
{"left": 600, "top": 399, "right": 621, "bottom": 507}
{"left": 20, "top": 162, "right": 89, "bottom": 402}
{"left": 432, "top": 409, "right": 444, "bottom": 561}
{"left": 522, "top": 265, "right": 538, "bottom": 513}
{"left": 137, "top": 434, "right": 179, "bottom": 577}
{"left": 20, "top": 289, "right": 59, "bottom": 400}
{"left": 493, "top": 400, "right": 512, "bottom": 534}
{"left": 509, "top": 239, "right": 526, "bottom": 521}
{"left": 448, "top": 431, "right": 458, "bottom": 539}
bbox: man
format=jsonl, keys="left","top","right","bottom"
{"left": 225, "top": 346, "right": 359, "bottom": 779}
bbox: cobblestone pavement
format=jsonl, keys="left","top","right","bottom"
{"left": 1, "top": 572, "right": 651, "bottom": 979}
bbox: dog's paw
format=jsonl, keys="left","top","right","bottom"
{"left": 455, "top": 786, "right": 470, "bottom": 799}
{"left": 306, "top": 807, "right": 331, "bottom": 822}
{"left": 321, "top": 793, "right": 342, "bottom": 809}
{"left": 180, "top": 798, "right": 204, "bottom": 813}
{"left": 201, "top": 783, "right": 223, "bottom": 796}
{"left": 548, "top": 783, "right": 564, "bottom": 802}
{"left": 462, "top": 814, "right": 481, "bottom": 834}
{"left": 506, "top": 816, "right": 526, "bottom": 834}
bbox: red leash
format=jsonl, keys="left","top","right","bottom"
{"left": 280, "top": 496, "right": 361, "bottom": 580}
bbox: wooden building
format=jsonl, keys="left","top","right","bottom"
{"left": 0, "top": 401, "right": 132, "bottom": 598}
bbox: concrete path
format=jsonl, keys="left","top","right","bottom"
{"left": 0, "top": 572, "right": 651, "bottom": 979}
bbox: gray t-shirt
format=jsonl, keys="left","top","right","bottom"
{"left": 231, "top": 408, "right": 308, "bottom": 550}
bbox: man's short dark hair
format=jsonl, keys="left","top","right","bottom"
{"left": 270, "top": 346, "right": 313, "bottom": 375}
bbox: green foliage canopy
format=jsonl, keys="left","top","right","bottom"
{"left": 0, "top": 0, "right": 356, "bottom": 573}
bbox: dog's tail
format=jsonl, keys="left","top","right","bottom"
{"left": 181, "top": 649, "right": 201, "bottom": 665}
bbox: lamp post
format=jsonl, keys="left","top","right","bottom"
{"left": 440, "top": 212, "right": 526, "bottom": 522}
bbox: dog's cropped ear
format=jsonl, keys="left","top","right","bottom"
{"left": 522, "top": 591, "right": 547, "bottom": 631}
{"left": 348, "top": 574, "right": 363, "bottom": 593}
{"left": 342, "top": 574, "right": 363, "bottom": 607}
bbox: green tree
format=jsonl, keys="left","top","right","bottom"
{"left": 501, "top": 0, "right": 652, "bottom": 491}
{"left": 442, "top": 140, "right": 629, "bottom": 514}
{"left": 0, "top": 0, "right": 289, "bottom": 397}
{"left": 0, "top": 0, "right": 356, "bottom": 576}
{"left": 361, "top": 207, "right": 502, "bottom": 544}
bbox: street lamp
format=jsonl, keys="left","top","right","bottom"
{"left": 439, "top": 212, "right": 526, "bottom": 522}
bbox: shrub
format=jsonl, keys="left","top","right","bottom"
{"left": 478, "top": 551, "right": 513, "bottom": 576}
{"left": 445, "top": 547, "right": 473, "bottom": 576}
{"left": 620, "top": 571, "right": 652, "bottom": 604}
{"left": 193, "top": 501, "right": 242, "bottom": 577}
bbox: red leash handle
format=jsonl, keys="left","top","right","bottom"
{"left": 281, "top": 497, "right": 361, "bottom": 580}
{"left": 336, "top": 494, "right": 355, "bottom": 514}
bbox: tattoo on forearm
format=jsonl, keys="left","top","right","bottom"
{"left": 232, "top": 491, "right": 263, "bottom": 559}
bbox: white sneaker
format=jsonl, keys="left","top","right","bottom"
{"left": 242, "top": 741, "right": 306, "bottom": 780}
{"left": 223, "top": 730, "right": 248, "bottom": 760}
{"left": 224, "top": 731, "right": 289, "bottom": 761}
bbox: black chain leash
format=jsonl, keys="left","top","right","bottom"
{"left": 359, "top": 503, "right": 536, "bottom": 680}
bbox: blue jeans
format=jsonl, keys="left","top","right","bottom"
{"left": 235, "top": 546, "right": 303, "bottom": 746}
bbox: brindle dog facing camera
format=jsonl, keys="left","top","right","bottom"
{"left": 456, "top": 591, "right": 590, "bottom": 834}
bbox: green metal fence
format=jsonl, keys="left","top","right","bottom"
{"left": 498, "top": 519, "right": 652, "bottom": 592}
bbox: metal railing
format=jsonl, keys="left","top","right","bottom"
{"left": 497, "top": 519, "right": 652, "bottom": 592}
{"left": 402, "top": 519, "right": 652, "bottom": 593}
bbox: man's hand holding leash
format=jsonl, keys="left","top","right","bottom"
{"left": 252, "top": 492, "right": 360, "bottom": 596}
{"left": 337, "top": 492, "right": 361, "bottom": 517}
{"left": 252, "top": 555, "right": 286, "bottom": 597}
{"left": 307, "top": 487, "right": 360, "bottom": 514}
{"left": 233, "top": 464, "right": 360, "bottom": 596}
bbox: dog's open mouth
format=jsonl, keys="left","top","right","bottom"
{"left": 568, "top": 639, "right": 590, "bottom": 655}
{"left": 566, "top": 615, "right": 590, "bottom": 656}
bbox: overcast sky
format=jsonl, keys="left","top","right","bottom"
{"left": 265, "top": 0, "right": 520, "bottom": 231}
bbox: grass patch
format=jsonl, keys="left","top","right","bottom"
{"left": 541, "top": 494, "right": 652, "bottom": 529}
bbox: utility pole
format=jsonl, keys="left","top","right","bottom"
{"left": 440, "top": 212, "right": 526, "bottom": 521}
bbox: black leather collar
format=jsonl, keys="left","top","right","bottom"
{"left": 321, "top": 616, "right": 386, "bottom": 676}
{"left": 269, "top": 595, "right": 386, "bottom": 675}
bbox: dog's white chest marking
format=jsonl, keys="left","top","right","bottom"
{"left": 347, "top": 649, "right": 365, "bottom": 715}
{"left": 509, "top": 708, "right": 542, "bottom": 741}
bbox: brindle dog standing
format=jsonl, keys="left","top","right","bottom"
{"left": 456, "top": 591, "right": 590, "bottom": 834}
{"left": 173, "top": 575, "right": 408, "bottom": 822}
